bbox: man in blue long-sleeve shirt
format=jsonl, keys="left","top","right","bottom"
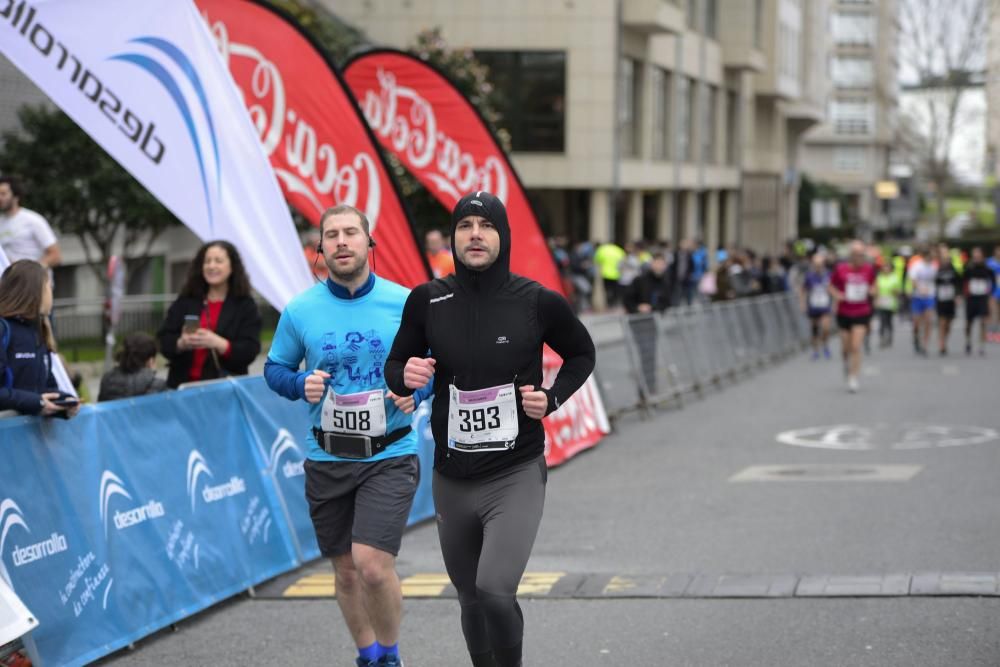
{"left": 264, "top": 204, "right": 429, "bottom": 667}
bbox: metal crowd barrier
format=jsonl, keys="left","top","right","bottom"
{"left": 586, "top": 291, "right": 808, "bottom": 417}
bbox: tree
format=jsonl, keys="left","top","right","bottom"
{"left": 897, "top": 0, "right": 994, "bottom": 238}
{"left": 0, "top": 105, "right": 178, "bottom": 287}
{"left": 266, "top": 0, "right": 368, "bottom": 64}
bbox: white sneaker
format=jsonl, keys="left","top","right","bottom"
{"left": 847, "top": 376, "right": 859, "bottom": 393}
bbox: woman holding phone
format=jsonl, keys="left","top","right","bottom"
{"left": 157, "top": 241, "right": 262, "bottom": 388}
{"left": 0, "top": 260, "right": 80, "bottom": 417}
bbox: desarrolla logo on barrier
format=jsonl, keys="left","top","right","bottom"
{"left": 267, "top": 428, "right": 305, "bottom": 479}
{"left": 99, "top": 470, "right": 165, "bottom": 537}
{"left": 1, "top": 0, "right": 166, "bottom": 163}
{"left": 0, "top": 498, "right": 69, "bottom": 586}
{"left": 186, "top": 450, "right": 247, "bottom": 511}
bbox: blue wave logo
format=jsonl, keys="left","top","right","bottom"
{"left": 110, "top": 36, "right": 220, "bottom": 230}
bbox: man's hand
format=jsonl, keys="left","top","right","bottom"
{"left": 304, "top": 369, "right": 330, "bottom": 404}
{"left": 638, "top": 303, "right": 652, "bottom": 314}
{"left": 403, "top": 357, "right": 435, "bottom": 389}
{"left": 519, "top": 384, "right": 548, "bottom": 420}
{"left": 388, "top": 391, "right": 415, "bottom": 415}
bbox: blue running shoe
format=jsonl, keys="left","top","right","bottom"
{"left": 377, "top": 655, "right": 403, "bottom": 667}
{"left": 357, "top": 659, "right": 377, "bottom": 667}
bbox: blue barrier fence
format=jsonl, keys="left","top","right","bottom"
{"left": 0, "top": 377, "right": 435, "bottom": 667}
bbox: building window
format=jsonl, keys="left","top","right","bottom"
{"left": 677, "top": 76, "right": 694, "bottom": 161}
{"left": 779, "top": 24, "right": 801, "bottom": 80}
{"left": 702, "top": 85, "right": 717, "bottom": 163}
{"left": 651, "top": 67, "right": 671, "bottom": 160}
{"left": 619, "top": 57, "right": 642, "bottom": 158}
{"left": 753, "top": 0, "right": 764, "bottom": 48}
{"left": 832, "top": 12, "right": 874, "bottom": 46}
{"left": 830, "top": 97, "right": 873, "bottom": 135}
{"left": 704, "top": 0, "right": 717, "bottom": 38}
{"left": 831, "top": 56, "right": 873, "bottom": 87}
{"left": 834, "top": 146, "right": 867, "bottom": 172}
{"left": 726, "top": 90, "right": 739, "bottom": 165}
{"left": 52, "top": 266, "right": 76, "bottom": 300}
{"left": 687, "top": 0, "right": 698, "bottom": 29}
{"left": 473, "top": 50, "right": 566, "bottom": 152}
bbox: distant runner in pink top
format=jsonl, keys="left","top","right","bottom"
{"left": 828, "top": 240, "right": 876, "bottom": 393}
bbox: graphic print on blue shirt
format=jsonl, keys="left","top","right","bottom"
{"left": 263, "top": 277, "right": 430, "bottom": 462}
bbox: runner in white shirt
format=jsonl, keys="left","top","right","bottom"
{"left": 907, "top": 247, "right": 937, "bottom": 357}
{"left": 0, "top": 176, "right": 61, "bottom": 270}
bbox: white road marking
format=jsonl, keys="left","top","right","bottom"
{"left": 729, "top": 464, "right": 923, "bottom": 482}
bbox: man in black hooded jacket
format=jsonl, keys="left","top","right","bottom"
{"left": 385, "top": 192, "right": 595, "bottom": 667}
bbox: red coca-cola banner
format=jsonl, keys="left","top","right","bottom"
{"left": 194, "top": 1, "right": 429, "bottom": 287}
{"left": 541, "top": 349, "right": 610, "bottom": 467}
{"left": 344, "top": 49, "right": 563, "bottom": 293}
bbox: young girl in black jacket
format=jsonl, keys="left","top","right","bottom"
{"left": 0, "top": 260, "right": 79, "bottom": 417}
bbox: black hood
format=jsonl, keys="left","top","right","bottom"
{"left": 450, "top": 191, "right": 510, "bottom": 292}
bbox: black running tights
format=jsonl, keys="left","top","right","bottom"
{"left": 432, "top": 456, "right": 547, "bottom": 667}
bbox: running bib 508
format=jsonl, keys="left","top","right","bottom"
{"left": 447, "top": 383, "right": 519, "bottom": 452}
{"left": 321, "top": 388, "right": 387, "bottom": 437}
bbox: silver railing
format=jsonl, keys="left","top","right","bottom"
{"left": 587, "top": 291, "right": 808, "bottom": 418}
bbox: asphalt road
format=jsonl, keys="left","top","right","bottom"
{"left": 98, "top": 320, "right": 1000, "bottom": 666}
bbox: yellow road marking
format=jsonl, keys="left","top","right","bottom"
{"left": 603, "top": 575, "right": 637, "bottom": 594}
{"left": 282, "top": 571, "right": 568, "bottom": 597}
{"left": 516, "top": 572, "right": 565, "bottom": 595}
{"left": 283, "top": 573, "right": 335, "bottom": 597}
{"left": 401, "top": 573, "right": 452, "bottom": 597}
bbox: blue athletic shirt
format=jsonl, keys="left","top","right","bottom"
{"left": 988, "top": 258, "right": 1000, "bottom": 298}
{"left": 264, "top": 274, "right": 430, "bottom": 462}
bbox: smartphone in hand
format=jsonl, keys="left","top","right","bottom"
{"left": 50, "top": 397, "right": 80, "bottom": 407}
{"left": 183, "top": 314, "right": 200, "bottom": 333}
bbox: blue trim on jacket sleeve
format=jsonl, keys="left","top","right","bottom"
{"left": 264, "top": 358, "right": 307, "bottom": 401}
{"left": 412, "top": 378, "right": 434, "bottom": 408}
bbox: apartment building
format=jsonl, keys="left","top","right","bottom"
{"left": 800, "top": 0, "right": 898, "bottom": 231}
{"left": 333, "top": 0, "right": 829, "bottom": 255}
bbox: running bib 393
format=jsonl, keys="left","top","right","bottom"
{"left": 969, "top": 279, "right": 990, "bottom": 296}
{"left": 321, "top": 388, "right": 387, "bottom": 436}
{"left": 447, "top": 383, "right": 519, "bottom": 452}
{"left": 844, "top": 282, "right": 869, "bottom": 303}
{"left": 936, "top": 284, "right": 955, "bottom": 301}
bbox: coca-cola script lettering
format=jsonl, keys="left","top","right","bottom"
{"left": 204, "top": 17, "right": 382, "bottom": 227}
{"left": 359, "top": 68, "right": 508, "bottom": 205}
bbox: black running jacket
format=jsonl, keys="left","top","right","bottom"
{"left": 385, "top": 192, "right": 596, "bottom": 479}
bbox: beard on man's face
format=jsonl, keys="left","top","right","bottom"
{"left": 326, "top": 249, "right": 367, "bottom": 281}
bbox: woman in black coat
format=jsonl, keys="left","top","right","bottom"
{"left": 157, "top": 241, "right": 261, "bottom": 388}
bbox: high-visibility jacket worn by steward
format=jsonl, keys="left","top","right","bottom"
{"left": 385, "top": 192, "right": 596, "bottom": 480}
